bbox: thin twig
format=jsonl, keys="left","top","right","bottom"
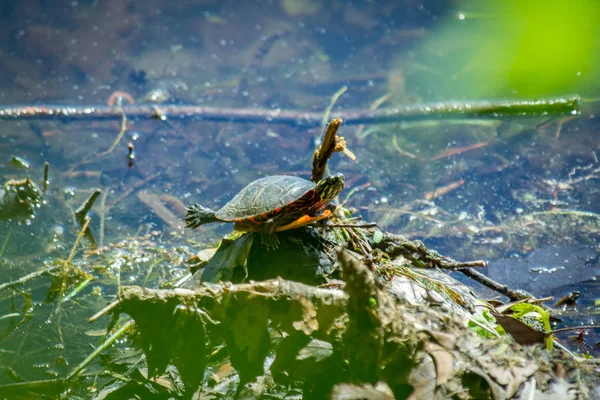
{"left": 66, "top": 319, "right": 135, "bottom": 380}
{"left": 355, "top": 92, "right": 393, "bottom": 138}
{"left": 527, "top": 210, "right": 600, "bottom": 219}
{"left": 459, "top": 267, "right": 531, "bottom": 301}
{"left": 0, "top": 264, "right": 62, "bottom": 292}
{"left": 327, "top": 223, "right": 378, "bottom": 228}
{"left": 75, "top": 190, "right": 100, "bottom": 247}
{"left": 0, "top": 228, "right": 11, "bottom": 258}
{"left": 99, "top": 191, "right": 108, "bottom": 247}
{"left": 0, "top": 96, "right": 580, "bottom": 126}
{"left": 549, "top": 325, "right": 600, "bottom": 334}
{"left": 88, "top": 300, "right": 121, "bottom": 323}
{"left": 97, "top": 109, "right": 128, "bottom": 156}
{"left": 57, "top": 216, "right": 92, "bottom": 342}
{"left": 68, "top": 216, "right": 91, "bottom": 264}
{"left": 467, "top": 315, "right": 501, "bottom": 338}
{"left": 0, "top": 379, "right": 65, "bottom": 397}
{"left": 75, "top": 189, "right": 101, "bottom": 226}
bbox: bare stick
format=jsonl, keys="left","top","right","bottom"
{"left": 327, "top": 223, "right": 378, "bottom": 228}
{"left": 0, "top": 96, "right": 580, "bottom": 126}
{"left": 0, "top": 379, "right": 65, "bottom": 397}
{"left": 312, "top": 118, "right": 343, "bottom": 182}
{"left": 549, "top": 325, "right": 600, "bottom": 334}
{"left": 66, "top": 320, "right": 135, "bottom": 380}
{"left": 459, "top": 267, "right": 531, "bottom": 301}
{"left": 88, "top": 300, "right": 120, "bottom": 323}
{"left": 43, "top": 162, "right": 49, "bottom": 192}
{"left": 67, "top": 216, "right": 91, "bottom": 264}
{"left": 75, "top": 189, "right": 101, "bottom": 226}
{"left": 98, "top": 191, "right": 108, "bottom": 247}
{"left": 0, "top": 264, "right": 62, "bottom": 292}
{"left": 75, "top": 189, "right": 101, "bottom": 248}
{"left": 97, "top": 109, "right": 128, "bottom": 156}
{"left": 378, "top": 235, "right": 487, "bottom": 270}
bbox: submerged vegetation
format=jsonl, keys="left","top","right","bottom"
{"left": 1, "top": 118, "right": 599, "bottom": 398}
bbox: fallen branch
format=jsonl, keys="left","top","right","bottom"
{"left": 376, "top": 233, "right": 487, "bottom": 270}
{"left": 0, "top": 96, "right": 580, "bottom": 126}
{"left": 459, "top": 266, "right": 531, "bottom": 301}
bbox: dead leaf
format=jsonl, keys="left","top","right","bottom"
{"left": 332, "top": 382, "right": 395, "bottom": 400}
{"left": 292, "top": 296, "right": 319, "bottom": 335}
{"left": 427, "top": 331, "right": 457, "bottom": 350}
{"left": 296, "top": 339, "right": 333, "bottom": 363}
{"left": 407, "top": 352, "right": 437, "bottom": 400}
{"left": 493, "top": 314, "right": 546, "bottom": 345}
{"left": 423, "top": 341, "right": 453, "bottom": 385}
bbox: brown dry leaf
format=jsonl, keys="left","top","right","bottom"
{"left": 139, "top": 368, "right": 175, "bottom": 390}
{"left": 150, "top": 375, "right": 175, "bottom": 390}
{"left": 506, "top": 362, "right": 539, "bottom": 398}
{"left": 423, "top": 341, "right": 453, "bottom": 385}
{"left": 466, "top": 366, "right": 507, "bottom": 400}
{"left": 215, "top": 362, "right": 235, "bottom": 380}
{"left": 292, "top": 296, "right": 319, "bottom": 335}
{"left": 427, "top": 331, "right": 457, "bottom": 350}
{"left": 493, "top": 314, "right": 546, "bottom": 345}
{"left": 407, "top": 353, "right": 437, "bottom": 400}
{"left": 332, "top": 382, "right": 395, "bottom": 400}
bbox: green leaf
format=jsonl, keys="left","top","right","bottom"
{"left": 200, "top": 233, "right": 255, "bottom": 283}
{"left": 468, "top": 309, "right": 500, "bottom": 338}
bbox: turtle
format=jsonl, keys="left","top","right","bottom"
{"left": 185, "top": 173, "right": 344, "bottom": 247}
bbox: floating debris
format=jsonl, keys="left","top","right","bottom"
{"left": 0, "top": 178, "right": 43, "bottom": 221}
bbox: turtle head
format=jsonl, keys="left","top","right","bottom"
{"left": 316, "top": 173, "right": 345, "bottom": 201}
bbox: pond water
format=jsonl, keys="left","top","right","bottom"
{"left": 0, "top": 0, "right": 599, "bottom": 395}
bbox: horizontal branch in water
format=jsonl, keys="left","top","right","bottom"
{"left": 0, "top": 95, "right": 580, "bottom": 126}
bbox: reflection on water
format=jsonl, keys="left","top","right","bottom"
{"left": 0, "top": 0, "right": 599, "bottom": 391}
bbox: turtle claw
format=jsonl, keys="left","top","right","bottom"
{"left": 185, "top": 204, "right": 219, "bottom": 228}
{"left": 260, "top": 233, "right": 280, "bottom": 251}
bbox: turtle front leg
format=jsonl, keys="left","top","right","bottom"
{"left": 233, "top": 219, "right": 280, "bottom": 250}
{"left": 259, "top": 231, "right": 280, "bottom": 251}
{"left": 185, "top": 204, "right": 219, "bottom": 228}
{"left": 254, "top": 219, "right": 281, "bottom": 251}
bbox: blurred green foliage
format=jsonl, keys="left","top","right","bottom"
{"left": 405, "top": 0, "right": 600, "bottom": 99}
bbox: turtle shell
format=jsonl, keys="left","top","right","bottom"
{"left": 215, "top": 175, "right": 315, "bottom": 222}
